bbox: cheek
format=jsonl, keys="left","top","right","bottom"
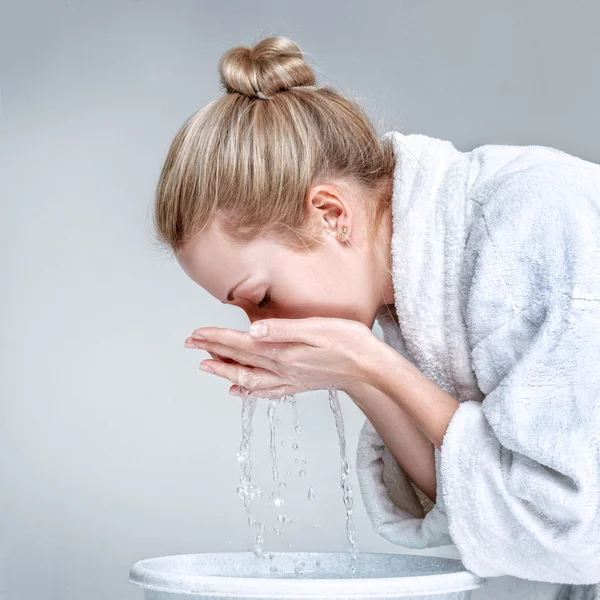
{"left": 273, "top": 265, "right": 360, "bottom": 318}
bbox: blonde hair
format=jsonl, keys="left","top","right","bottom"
{"left": 152, "top": 35, "right": 396, "bottom": 259}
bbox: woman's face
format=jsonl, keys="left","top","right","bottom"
{"left": 176, "top": 182, "right": 394, "bottom": 330}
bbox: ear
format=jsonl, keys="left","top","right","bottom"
{"left": 306, "top": 182, "right": 352, "bottom": 236}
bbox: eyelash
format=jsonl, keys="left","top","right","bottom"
{"left": 258, "top": 291, "right": 271, "bottom": 310}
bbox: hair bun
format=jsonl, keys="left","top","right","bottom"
{"left": 218, "top": 36, "right": 317, "bottom": 99}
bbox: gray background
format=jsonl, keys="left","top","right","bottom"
{"left": 1, "top": 1, "right": 598, "bottom": 599}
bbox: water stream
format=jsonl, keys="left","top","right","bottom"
{"left": 236, "top": 392, "right": 266, "bottom": 557}
{"left": 327, "top": 387, "right": 359, "bottom": 575}
{"left": 236, "top": 388, "right": 358, "bottom": 575}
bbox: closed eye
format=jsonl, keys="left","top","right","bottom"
{"left": 258, "top": 291, "right": 271, "bottom": 310}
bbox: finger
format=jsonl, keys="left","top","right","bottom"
{"left": 248, "top": 318, "right": 320, "bottom": 345}
{"left": 200, "top": 361, "right": 287, "bottom": 390}
{"left": 188, "top": 331, "right": 283, "bottom": 366}
{"left": 209, "top": 351, "right": 237, "bottom": 365}
{"left": 189, "top": 327, "right": 270, "bottom": 351}
{"left": 230, "top": 383, "right": 302, "bottom": 398}
{"left": 194, "top": 339, "right": 276, "bottom": 371}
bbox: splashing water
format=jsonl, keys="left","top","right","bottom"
{"left": 328, "top": 386, "right": 359, "bottom": 574}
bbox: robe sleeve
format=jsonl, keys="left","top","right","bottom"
{"left": 440, "top": 169, "right": 600, "bottom": 584}
{"left": 355, "top": 417, "right": 454, "bottom": 548}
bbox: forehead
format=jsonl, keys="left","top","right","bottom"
{"left": 176, "top": 220, "right": 241, "bottom": 288}
{"left": 175, "top": 220, "right": 281, "bottom": 299}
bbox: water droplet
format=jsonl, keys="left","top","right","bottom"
{"left": 277, "top": 513, "right": 292, "bottom": 525}
{"left": 269, "top": 491, "right": 284, "bottom": 508}
{"left": 299, "top": 469, "right": 306, "bottom": 477}
{"left": 287, "top": 471, "right": 292, "bottom": 475}
{"left": 295, "top": 458, "right": 300, "bottom": 464}
{"left": 308, "top": 486, "right": 315, "bottom": 500}
{"left": 292, "top": 442, "right": 299, "bottom": 450}
{"left": 253, "top": 534, "right": 264, "bottom": 558}
{"left": 302, "top": 460, "right": 306, "bottom": 464}
{"left": 278, "top": 481, "right": 287, "bottom": 489}
{"left": 275, "top": 418, "right": 281, "bottom": 426}
{"left": 280, "top": 440, "right": 287, "bottom": 447}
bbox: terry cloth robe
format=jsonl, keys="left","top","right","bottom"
{"left": 355, "top": 131, "right": 600, "bottom": 600}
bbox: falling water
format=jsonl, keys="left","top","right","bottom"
{"left": 236, "top": 389, "right": 265, "bottom": 557}
{"left": 267, "top": 399, "right": 279, "bottom": 482}
{"left": 328, "top": 386, "right": 359, "bottom": 574}
{"left": 236, "top": 388, "right": 358, "bottom": 574}
{"left": 290, "top": 395, "right": 302, "bottom": 434}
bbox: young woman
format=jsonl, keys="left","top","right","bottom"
{"left": 156, "top": 36, "right": 600, "bottom": 600}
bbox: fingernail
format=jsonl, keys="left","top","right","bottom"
{"left": 192, "top": 333, "right": 206, "bottom": 340}
{"left": 249, "top": 323, "right": 267, "bottom": 338}
{"left": 199, "top": 364, "right": 214, "bottom": 374}
{"left": 229, "top": 390, "right": 239, "bottom": 396}
{"left": 184, "top": 342, "right": 199, "bottom": 349}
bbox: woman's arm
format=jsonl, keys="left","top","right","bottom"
{"left": 344, "top": 380, "right": 437, "bottom": 504}
{"left": 363, "top": 341, "right": 460, "bottom": 451}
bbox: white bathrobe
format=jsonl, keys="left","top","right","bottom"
{"left": 355, "top": 131, "right": 600, "bottom": 600}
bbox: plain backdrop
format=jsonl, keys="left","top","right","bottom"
{"left": 1, "top": 1, "right": 599, "bottom": 599}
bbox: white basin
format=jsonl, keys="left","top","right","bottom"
{"left": 129, "top": 551, "right": 486, "bottom": 599}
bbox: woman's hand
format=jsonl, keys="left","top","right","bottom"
{"left": 184, "top": 317, "right": 380, "bottom": 398}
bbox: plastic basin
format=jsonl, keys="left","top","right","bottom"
{"left": 129, "top": 551, "right": 486, "bottom": 599}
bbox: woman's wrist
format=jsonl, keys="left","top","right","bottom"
{"left": 343, "top": 332, "right": 399, "bottom": 395}
{"left": 358, "top": 335, "right": 412, "bottom": 390}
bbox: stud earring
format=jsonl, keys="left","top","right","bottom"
{"left": 341, "top": 226, "right": 348, "bottom": 240}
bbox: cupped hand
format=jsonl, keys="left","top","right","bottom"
{"left": 184, "top": 317, "right": 379, "bottom": 398}
{"left": 201, "top": 350, "right": 296, "bottom": 396}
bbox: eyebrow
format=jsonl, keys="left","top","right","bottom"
{"left": 222, "top": 275, "right": 251, "bottom": 303}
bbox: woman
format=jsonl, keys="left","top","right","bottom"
{"left": 157, "top": 36, "right": 600, "bottom": 600}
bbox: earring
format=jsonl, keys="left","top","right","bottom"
{"left": 341, "top": 226, "right": 348, "bottom": 240}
